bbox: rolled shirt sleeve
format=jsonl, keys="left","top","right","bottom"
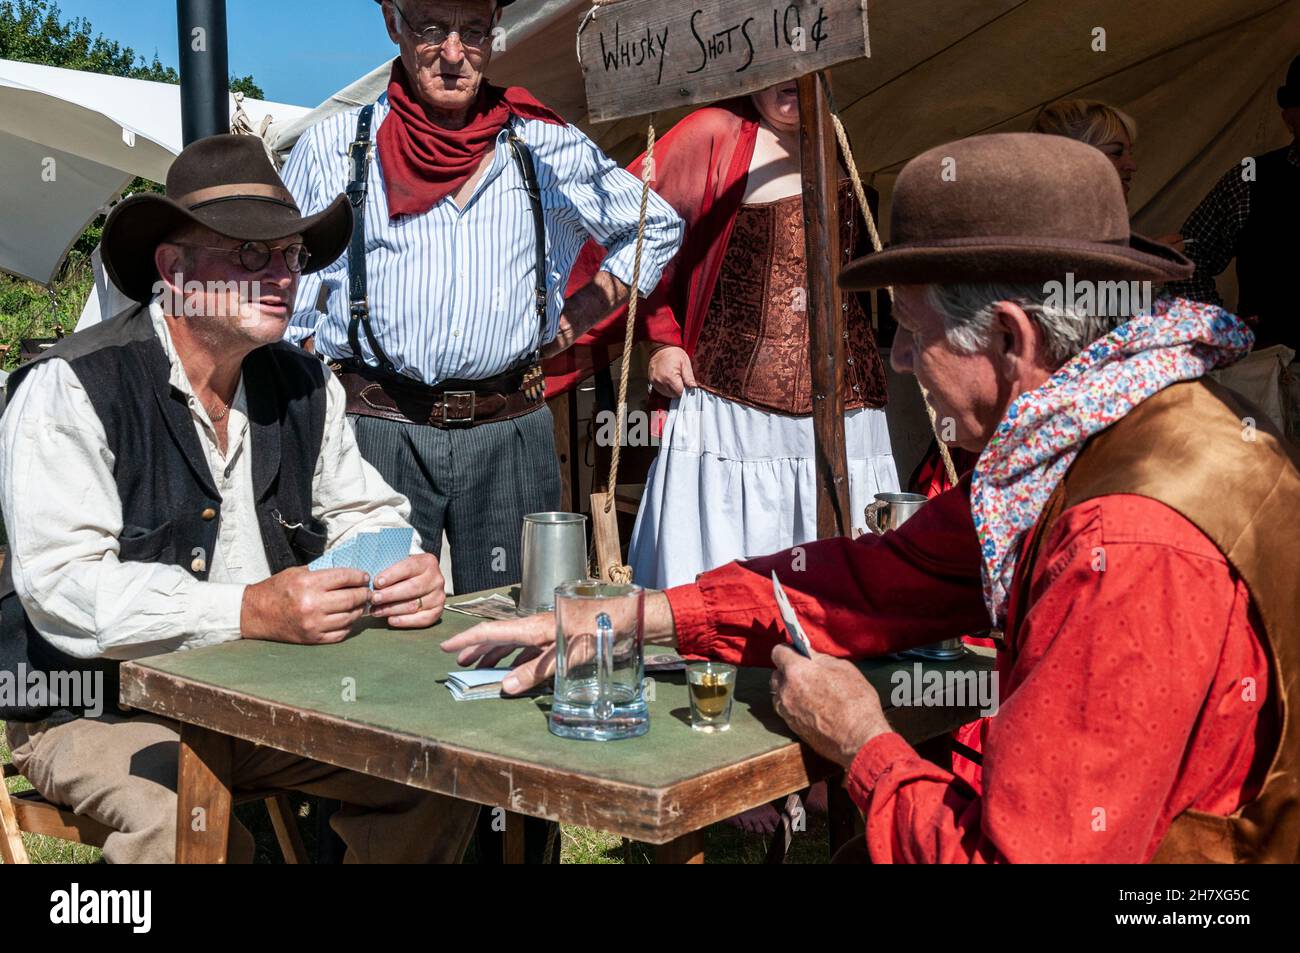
{"left": 542, "top": 122, "right": 684, "bottom": 297}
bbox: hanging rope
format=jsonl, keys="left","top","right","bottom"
{"left": 829, "top": 109, "right": 959, "bottom": 486}
{"left": 598, "top": 121, "right": 656, "bottom": 585}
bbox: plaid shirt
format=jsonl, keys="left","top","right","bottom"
{"left": 1166, "top": 141, "right": 1300, "bottom": 306}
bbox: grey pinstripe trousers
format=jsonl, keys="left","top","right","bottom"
{"left": 349, "top": 405, "right": 562, "bottom": 594}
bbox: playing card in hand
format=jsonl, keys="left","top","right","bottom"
{"left": 771, "top": 571, "right": 814, "bottom": 658}
{"left": 307, "top": 526, "right": 416, "bottom": 588}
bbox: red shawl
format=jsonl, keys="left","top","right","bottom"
{"left": 543, "top": 99, "right": 761, "bottom": 398}
{"left": 378, "top": 59, "right": 565, "bottom": 219}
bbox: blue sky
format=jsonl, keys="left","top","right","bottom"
{"left": 50, "top": 0, "right": 399, "bottom": 106}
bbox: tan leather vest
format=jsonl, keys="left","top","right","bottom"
{"left": 1018, "top": 378, "right": 1300, "bottom": 863}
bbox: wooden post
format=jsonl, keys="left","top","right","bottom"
{"left": 797, "top": 71, "right": 851, "bottom": 539}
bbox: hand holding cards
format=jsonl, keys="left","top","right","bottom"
{"left": 771, "top": 571, "right": 815, "bottom": 658}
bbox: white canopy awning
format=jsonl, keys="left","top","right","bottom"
{"left": 0, "top": 58, "right": 309, "bottom": 285}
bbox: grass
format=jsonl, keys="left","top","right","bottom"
{"left": 0, "top": 255, "right": 94, "bottom": 371}
{"left": 3, "top": 719, "right": 832, "bottom": 864}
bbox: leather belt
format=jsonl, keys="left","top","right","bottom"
{"left": 333, "top": 360, "right": 545, "bottom": 428}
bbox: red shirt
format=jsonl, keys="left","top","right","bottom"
{"left": 665, "top": 479, "right": 1276, "bottom": 862}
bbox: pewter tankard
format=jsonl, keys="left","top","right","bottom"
{"left": 518, "top": 512, "right": 588, "bottom": 614}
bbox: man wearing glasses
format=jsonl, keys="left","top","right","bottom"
{"left": 1, "top": 135, "right": 480, "bottom": 862}
{"left": 282, "top": 1, "right": 682, "bottom": 603}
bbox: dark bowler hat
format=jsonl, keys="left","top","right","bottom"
{"left": 1279, "top": 53, "right": 1300, "bottom": 108}
{"left": 101, "top": 135, "right": 351, "bottom": 303}
{"left": 838, "top": 133, "right": 1194, "bottom": 291}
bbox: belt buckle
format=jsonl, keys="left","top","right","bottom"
{"left": 441, "top": 390, "right": 476, "bottom": 425}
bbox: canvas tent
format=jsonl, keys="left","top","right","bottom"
{"left": 273, "top": 0, "right": 1299, "bottom": 252}
{"left": 0, "top": 58, "right": 308, "bottom": 287}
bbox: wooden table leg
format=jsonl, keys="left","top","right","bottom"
{"left": 827, "top": 772, "right": 862, "bottom": 857}
{"left": 503, "top": 810, "right": 528, "bottom": 864}
{"left": 176, "top": 723, "right": 234, "bottom": 864}
{"left": 655, "top": 829, "right": 704, "bottom": 864}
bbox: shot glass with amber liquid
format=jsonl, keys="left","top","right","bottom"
{"left": 687, "top": 661, "right": 736, "bottom": 732}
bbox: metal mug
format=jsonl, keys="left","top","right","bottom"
{"left": 863, "top": 492, "right": 930, "bottom": 535}
{"left": 864, "top": 493, "right": 965, "bottom": 661}
{"left": 518, "top": 512, "right": 589, "bottom": 614}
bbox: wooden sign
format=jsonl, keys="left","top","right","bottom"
{"left": 578, "top": 0, "right": 869, "bottom": 122}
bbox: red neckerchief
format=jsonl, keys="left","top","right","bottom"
{"left": 376, "top": 59, "right": 565, "bottom": 219}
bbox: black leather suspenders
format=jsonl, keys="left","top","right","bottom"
{"left": 506, "top": 129, "right": 549, "bottom": 361}
{"left": 344, "top": 104, "right": 549, "bottom": 374}
{"left": 345, "top": 103, "right": 396, "bottom": 374}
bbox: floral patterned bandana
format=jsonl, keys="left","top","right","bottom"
{"left": 970, "top": 297, "right": 1254, "bottom": 627}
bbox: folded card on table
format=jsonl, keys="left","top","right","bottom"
{"left": 444, "top": 667, "right": 546, "bottom": 701}
{"left": 308, "top": 527, "right": 415, "bottom": 588}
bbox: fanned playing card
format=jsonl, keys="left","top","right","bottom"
{"left": 771, "top": 571, "right": 814, "bottom": 658}
{"left": 354, "top": 532, "right": 380, "bottom": 579}
{"left": 329, "top": 537, "right": 360, "bottom": 572}
{"left": 307, "top": 527, "right": 415, "bottom": 585}
{"left": 372, "top": 527, "right": 415, "bottom": 577}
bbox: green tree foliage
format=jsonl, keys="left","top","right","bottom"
{"left": 0, "top": 0, "right": 265, "bottom": 368}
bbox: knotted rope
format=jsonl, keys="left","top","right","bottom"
{"left": 598, "top": 121, "right": 656, "bottom": 585}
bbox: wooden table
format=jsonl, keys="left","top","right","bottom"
{"left": 119, "top": 589, "right": 992, "bottom": 863}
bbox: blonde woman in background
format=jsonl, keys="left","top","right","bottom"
{"left": 1032, "top": 99, "right": 1183, "bottom": 248}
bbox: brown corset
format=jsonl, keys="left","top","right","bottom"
{"left": 691, "top": 180, "right": 888, "bottom": 416}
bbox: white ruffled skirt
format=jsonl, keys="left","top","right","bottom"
{"left": 628, "top": 387, "right": 899, "bottom": 589}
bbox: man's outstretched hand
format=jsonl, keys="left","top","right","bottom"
{"left": 441, "top": 611, "right": 557, "bottom": 695}
{"left": 441, "top": 589, "right": 679, "bottom": 695}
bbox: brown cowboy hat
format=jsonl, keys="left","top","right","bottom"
{"left": 101, "top": 134, "right": 351, "bottom": 302}
{"left": 838, "top": 132, "right": 1194, "bottom": 291}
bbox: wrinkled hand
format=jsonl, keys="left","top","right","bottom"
{"left": 369, "top": 552, "right": 446, "bottom": 628}
{"left": 648, "top": 346, "right": 696, "bottom": 398}
{"left": 440, "top": 611, "right": 557, "bottom": 695}
{"left": 241, "top": 566, "right": 371, "bottom": 645}
{"left": 770, "top": 645, "right": 892, "bottom": 768}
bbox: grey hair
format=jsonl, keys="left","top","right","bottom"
{"left": 925, "top": 283, "right": 1129, "bottom": 367}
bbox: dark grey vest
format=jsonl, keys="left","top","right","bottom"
{"left": 0, "top": 304, "right": 329, "bottom": 721}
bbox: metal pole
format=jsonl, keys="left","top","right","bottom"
{"left": 176, "top": 0, "right": 230, "bottom": 145}
{"left": 797, "top": 70, "right": 851, "bottom": 539}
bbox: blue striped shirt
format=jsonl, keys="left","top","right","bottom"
{"left": 281, "top": 94, "right": 683, "bottom": 385}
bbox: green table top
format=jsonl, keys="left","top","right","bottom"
{"left": 120, "top": 588, "right": 992, "bottom": 840}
